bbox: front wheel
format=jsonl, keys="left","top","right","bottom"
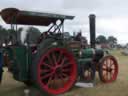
{"left": 98, "top": 55, "right": 118, "bottom": 83}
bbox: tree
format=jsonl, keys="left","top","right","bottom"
{"left": 107, "top": 36, "right": 117, "bottom": 48}
{"left": 96, "top": 35, "right": 107, "bottom": 44}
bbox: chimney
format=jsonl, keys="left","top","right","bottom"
{"left": 89, "top": 14, "right": 96, "bottom": 48}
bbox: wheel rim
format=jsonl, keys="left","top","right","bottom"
{"left": 100, "top": 56, "right": 118, "bottom": 83}
{"left": 37, "top": 48, "right": 77, "bottom": 95}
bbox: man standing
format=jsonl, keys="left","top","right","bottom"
{"left": 0, "top": 49, "right": 3, "bottom": 83}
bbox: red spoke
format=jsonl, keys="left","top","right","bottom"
{"left": 43, "top": 62, "right": 52, "bottom": 68}
{"left": 103, "top": 72, "right": 107, "bottom": 78}
{"left": 105, "top": 72, "right": 108, "bottom": 80}
{"left": 62, "top": 73, "right": 69, "bottom": 78}
{"left": 52, "top": 52, "right": 57, "bottom": 64}
{"left": 103, "top": 64, "right": 106, "bottom": 68}
{"left": 109, "top": 59, "right": 112, "bottom": 66}
{"left": 47, "top": 55, "right": 53, "bottom": 66}
{"left": 110, "top": 59, "right": 113, "bottom": 66}
{"left": 108, "top": 72, "right": 111, "bottom": 80}
{"left": 103, "top": 61, "right": 107, "bottom": 67}
{"left": 42, "top": 73, "right": 53, "bottom": 80}
{"left": 57, "top": 51, "right": 63, "bottom": 63}
{"left": 62, "top": 69, "right": 70, "bottom": 72}
{"left": 111, "top": 67, "right": 115, "bottom": 70}
{"left": 47, "top": 75, "right": 53, "bottom": 87}
{"left": 50, "top": 76, "right": 56, "bottom": 89}
{"left": 102, "top": 67, "right": 107, "bottom": 71}
{"left": 41, "top": 69, "right": 51, "bottom": 73}
{"left": 53, "top": 73, "right": 59, "bottom": 89}
{"left": 58, "top": 74, "right": 64, "bottom": 79}
{"left": 107, "top": 59, "right": 110, "bottom": 68}
{"left": 104, "top": 60, "right": 107, "bottom": 66}
{"left": 58, "top": 74, "right": 65, "bottom": 87}
{"left": 112, "top": 69, "right": 116, "bottom": 73}
{"left": 62, "top": 63, "right": 71, "bottom": 68}
{"left": 53, "top": 72, "right": 58, "bottom": 80}
{"left": 109, "top": 59, "right": 111, "bottom": 67}
{"left": 48, "top": 73, "right": 57, "bottom": 89}
{"left": 110, "top": 71, "right": 114, "bottom": 78}
{"left": 107, "top": 72, "right": 110, "bottom": 80}
{"left": 103, "top": 71, "right": 108, "bottom": 80}
{"left": 60, "top": 57, "right": 67, "bottom": 66}
{"left": 109, "top": 71, "right": 113, "bottom": 77}
{"left": 103, "top": 72, "right": 106, "bottom": 78}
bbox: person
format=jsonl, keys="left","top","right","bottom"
{"left": 74, "top": 32, "right": 82, "bottom": 41}
{"left": 0, "top": 49, "right": 3, "bottom": 83}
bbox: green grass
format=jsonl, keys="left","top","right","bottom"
{"left": 0, "top": 49, "right": 128, "bottom": 96}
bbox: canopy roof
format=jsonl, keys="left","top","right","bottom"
{"left": 0, "top": 8, "right": 74, "bottom": 26}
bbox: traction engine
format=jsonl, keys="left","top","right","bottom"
{"left": 0, "top": 8, "right": 118, "bottom": 95}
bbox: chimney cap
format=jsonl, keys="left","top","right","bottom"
{"left": 89, "top": 14, "right": 96, "bottom": 18}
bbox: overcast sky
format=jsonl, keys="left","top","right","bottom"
{"left": 0, "top": 0, "right": 128, "bottom": 44}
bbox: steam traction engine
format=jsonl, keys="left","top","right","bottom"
{"left": 0, "top": 8, "right": 118, "bottom": 95}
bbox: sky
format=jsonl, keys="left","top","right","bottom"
{"left": 0, "top": 0, "right": 128, "bottom": 44}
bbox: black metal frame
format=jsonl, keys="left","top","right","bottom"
{"left": 47, "top": 19, "right": 64, "bottom": 33}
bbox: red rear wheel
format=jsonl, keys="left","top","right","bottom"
{"left": 37, "top": 48, "right": 77, "bottom": 95}
{"left": 99, "top": 55, "right": 118, "bottom": 83}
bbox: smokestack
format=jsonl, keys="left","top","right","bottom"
{"left": 89, "top": 14, "right": 96, "bottom": 48}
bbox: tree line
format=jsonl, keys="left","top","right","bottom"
{"left": 96, "top": 35, "right": 117, "bottom": 48}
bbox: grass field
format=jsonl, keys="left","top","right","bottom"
{"left": 0, "top": 49, "right": 128, "bottom": 96}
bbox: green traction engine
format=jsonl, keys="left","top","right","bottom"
{"left": 0, "top": 8, "right": 118, "bottom": 95}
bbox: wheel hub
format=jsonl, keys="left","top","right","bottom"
{"left": 52, "top": 66, "right": 62, "bottom": 73}
{"left": 56, "top": 67, "right": 61, "bottom": 73}
{"left": 107, "top": 67, "right": 113, "bottom": 72}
